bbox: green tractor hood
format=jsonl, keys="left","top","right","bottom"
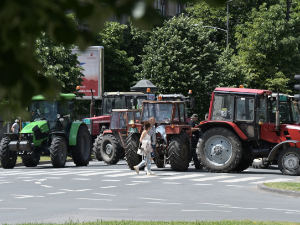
{"left": 21, "top": 120, "right": 50, "bottom": 146}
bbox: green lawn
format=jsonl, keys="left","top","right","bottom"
{"left": 264, "top": 182, "right": 300, "bottom": 192}
{"left": 4, "top": 220, "right": 300, "bottom": 225}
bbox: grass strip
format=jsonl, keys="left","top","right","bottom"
{"left": 264, "top": 182, "right": 300, "bottom": 192}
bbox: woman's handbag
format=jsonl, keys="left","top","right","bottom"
{"left": 137, "top": 148, "right": 143, "bottom": 155}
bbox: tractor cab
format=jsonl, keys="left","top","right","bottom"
{"left": 28, "top": 94, "right": 75, "bottom": 132}
{"left": 101, "top": 92, "right": 146, "bottom": 115}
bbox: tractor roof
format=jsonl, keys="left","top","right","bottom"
{"left": 112, "top": 109, "right": 142, "bottom": 112}
{"left": 214, "top": 87, "right": 272, "bottom": 95}
{"left": 103, "top": 92, "right": 146, "bottom": 96}
{"left": 31, "top": 93, "right": 76, "bottom": 101}
{"left": 143, "top": 100, "right": 184, "bottom": 104}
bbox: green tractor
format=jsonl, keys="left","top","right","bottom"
{"left": 0, "top": 94, "right": 91, "bottom": 169}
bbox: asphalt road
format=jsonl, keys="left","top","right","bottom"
{"left": 0, "top": 160, "right": 299, "bottom": 224}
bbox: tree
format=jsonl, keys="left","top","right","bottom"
{"left": 136, "top": 16, "right": 222, "bottom": 118}
{"left": 94, "top": 22, "right": 135, "bottom": 92}
{"left": 233, "top": 2, "right": 300, "bottom": 92}
{"left": 0, "top": 0, "right": 227, "bottom": 119}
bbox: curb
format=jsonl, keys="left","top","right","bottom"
{"left": 257, "top": 183, "right": 300, "bottom": 198}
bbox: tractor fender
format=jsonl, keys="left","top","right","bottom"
{"left": 267, "top": 140, "right": 299, "bottom": 161}
{"left": 103, "top": 130, "right": 113, "bottom": 135}
{"left": 200, "top": 121, "right": 248, "bottom": 140}
{"left": 69, "top": 121, "right": 84, "bottom": 146}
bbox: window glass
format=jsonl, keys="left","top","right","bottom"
{"left": 103, "top": 97, "right": 124, "bottom": 115}
{"left": 211, "top": 95, "right": 234, "bottom": 121}
{"left": 119, "top": 112, "right": 127, "bottom": 129}
{"left": 29, "top": 101, "right": 58, "bottom": 122}
{"left": 142, "top": 103, "right": 173, "bottom": 122}
{"left": 179, "top": 104, "right": 185, "bottom": 122}
{"left": 235, "top": 97, "right": 254, "bottom": 121}
{"left": 174, "top": 105, "right": 179, "bottom": 121}
{"left": 257, "top": 97, "right": 267, "bottom": 123}
{"left": 110, "top": 112, "right": 119, "bottom": 129}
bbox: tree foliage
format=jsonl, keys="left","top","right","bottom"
{"left": 234, "top": 2, "right": 300, "bottom": 92}
{"left": 137, "top": 16, "right": 222, "bottom": 118}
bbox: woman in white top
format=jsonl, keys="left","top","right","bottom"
{"left": 134, "top": 121, "right": 155, "bottom": 176}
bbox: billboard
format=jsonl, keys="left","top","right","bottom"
{"left": 72, "top": 46, "right": 104, "bottom": 100}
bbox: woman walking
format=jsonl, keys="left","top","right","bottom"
{"left": 134, "top": 122, "right": 155, "bottom": 176}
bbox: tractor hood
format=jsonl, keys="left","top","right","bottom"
{"left": 21, "top": 120, "right": 50, "bottom": 134}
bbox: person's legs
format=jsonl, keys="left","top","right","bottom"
{"left": 134, "top": 156, "right": 145, "bottom": 174}
{"left": 150, "top": 145, "right": 155, "bottom": 160}
{"left": 146, "top": 155, "right": 155, "bottom": 175}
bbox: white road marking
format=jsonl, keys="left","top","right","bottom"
{"left": 132, "top": 181, "right": 151, "bottom": 183}
{"left": 226, "top": 185, "right": 244, "bottom": 187}
{"left": 35, "top": 182, "right": 41, "bottom": 184}
{"left": 100, "top": 186, "right": 116, "bottom": 189}
{"left": 125, "top": 183, "right": 139, "bottom": 186}
{"left": 93, "top": 193, "right": 116, "bottom": 197}
{"left": 101, "top": 180, "right": 120, "bottom": 182}
{"left": 47, "top": 192, "right": 66, "bottom": 195}
{"left": 264, "top": 208, "right": 300, "bottom": 213}
{"left": 104, "top": 172, "right": 138, "bottom": 177}
{"left": 77, "top": 198, "right": 112, "bottom": 201}
{"left": 0, "top": 208, "right": 27, "bottom": 210}
{"left": 197, "top": 203, "right": 231, "bottom": 207}
{"left": 160, "top": 174, "right": 205, "bottom": 180}
{"left": 72, "top": 178, "right": 91, "bottom": 181}
{"left": 250, "top": 178, "right": 293, "bottom": 184}
{"left": 218, "top": 206, "right": 257, "bottom": 210}
{"left": 139, "top": 197, "right": 167, "bottom": 201}
{"left": 78, "top": 171, "right": 120, "bottom": 176}
{"left": 0, "top": 182, "right": 12, "bottom": 184}
{"left": 12, "top": 194, "right": 44, "bottom": 199}
{"left": 163, "top": 182, "right": 181, "bottom": 185}
{"left": 193, "top": 184, "right": 212, "bottom": 186}
{"left": 191, "top": 175, "right": 235, "bottom": 182}
{"left": 219, "top": 177, "right": 263, "bottom": 183}
{"left": 285, "top": 212, "right": 300, "bottom": 215}
{"left": 46, "top": 171, "right": 95, "bottom": 176}
{"left": 146, "top": 202, "right": 182, "bottom": 205}
{"left": 79, "top": 208, "right": 128, "bottom": 211}
{"left": 41, "top": 185, "right": 53, "bottom": 188}
{"left": 44, "top": 177, "right": 62, "bottom": 179}
{"left": 60, "top": 189, "right": 92, "bottom": 192}
{"left": 182, "top": 210, "right": 231, "bottom": 212}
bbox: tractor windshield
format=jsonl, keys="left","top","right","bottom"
{"left": 125, "top": 96, "right": 146, "bottom": 109}
{"left": 142, "top": 103, "right": 173, "bottom": 122}
{"left": 29, "top": 101, "right": 58, "bottom": 122}
{"left": 102, "top": 97, "right": 124, "bottom": 115}
{"left": 268, "top": 99, "right": 299, "bottom": 123}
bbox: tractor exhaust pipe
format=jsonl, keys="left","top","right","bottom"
{"left": 90, "top": 89, "right": 95, "bottom": 118}
{"left": 275, "top": 90, "right": 280, "bottom": 131}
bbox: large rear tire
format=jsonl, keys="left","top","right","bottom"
{"left": 0, "top": 138, "right": 17, "bottom": 169}
{"left": 155, "top": 153, "right": 165, "bottom": 168}
{"left": 71, "top": 124, "right": 91, "bottom": 166}
{"left": 50, "top": 136, "right": 67, "bottom": 168}
{"left": 278, "top": 147, "right": 300, "bottom": 176}
{"left": 198, "top": 127, "right": 242, "bottom": 173}
{"left": 125, "top": 133, "right": 142, "bottom": 170}
{"left": 92, "top": 134, "right": 103, "bottom": 161}
{"left": 168, "top": 132, "right": 190, "bottom": 171}
{"left": 100, "top": 134, "right": 120, "bottom": 165}
{"left": 22, "top": 154, "right": 40, "bottom": 167}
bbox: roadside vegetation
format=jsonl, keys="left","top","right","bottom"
{"left": 5, "top": 220, "right": 300, "bottom": 225}
{"left": 264, "top": 182, "right": 300, "bottom": 192}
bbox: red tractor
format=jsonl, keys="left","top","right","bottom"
{"left": 83, "top": 91, "right": 146, "bottom": 160}
{"left": 197, "top": 87, "right": 300, "bottom": 175}
{"left": 125, "top": 100, "right": 200, "bottom": 171}
{"left": 93, "top": 109, "right": 141, "bottom": 164}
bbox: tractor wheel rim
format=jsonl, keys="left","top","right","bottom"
{"left": 283, "top": 153, "right": 300, "bottom": 171}
{"left": 204, "top": 135, "right": 232, "bottom": 165}
{"left": 105, "top": 143, "right": 113, "bottom": 155}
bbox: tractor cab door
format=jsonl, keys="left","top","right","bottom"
{"left": 118, "top": 112, "right": 128, "bottom": 147}
{"left": 234, "top": 94, "right": 258, "bottom": 140}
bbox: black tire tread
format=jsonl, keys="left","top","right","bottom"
{"left": 125, "top": 133, "right": 142, "bottom": 170}
{"left": 50, "top": 136, "right": 67, "bottom": 168}
{"left": 100, "top": 134, "right": 120, "bottom": 165}
{"left": 0, "top": 137, "right": 17, "bottom": 169}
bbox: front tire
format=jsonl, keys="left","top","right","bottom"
{"left": 198, "top": 127, "right": 242, "bottom": 173}
{"left": 0, "top": 138, "right": 17, "bottom": 169}
{"left": 168, "top": 132, "right": 190, "bottom": 171}
{"left": 100, "top": 134, "right": 120, "bottom": 165}
{"left": 71, "top": 124, "right": 91, "bottom": 166}
{"left": 93, "top": 134, "right": 103, "bottom": 161}
{"left": 125, "top": 133, "right": 142, "bottom": 170}
{"left": 50, "top": 136, "right": 67, "bottom": 168}
{"left": 278, "top": 147, "right": 300, "bottom": 176}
